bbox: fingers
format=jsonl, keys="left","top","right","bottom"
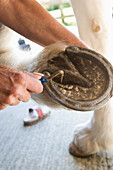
{"left": 16, "top": 89, "right": 31, "bottom": 102}
{"left": 0, "top": 67, "right": 44, "bottom": 110}
{"left": 22, "top": 71, "right": 44, "bottom": 80}
{"left": 24, "top": 73, "right": 44, "bottom": 93}
{"left": 0, "top": 104, "right": 8, "bottom": 110}
{"left": 15, "top": 71, "right": 44, "bottom": 93}
{"left": 0, "top": 93, "right": 20, "bottom": 106}
{"left": 31, "top": 72, "right": 44, "bottom": 77}
{"left": 11, "top": 71, "right": 44, "bottom": 94}
{"left": 0, "top": 89, "right": 31, "bottom": 108}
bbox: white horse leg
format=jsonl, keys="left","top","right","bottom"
{"left": 69, "top": 0, "right": 113, "bottom": 157}
{"left": 0, "top": 24, "right": 38, "bottom": 69}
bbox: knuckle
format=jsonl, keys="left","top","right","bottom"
{"left": 6, "top": 86, "right": 19, "bottom": 96}
{"left": 11, "top": 87, "right": 19, "bottom": 95}
{"left": 5, "top": 89, "right": 13, "bottom": 96}
{"left": 26, "top": 94, "right": 31, "bottom": 102}
{"left": 24, "top": 92, "right": 31, "bottom": 102}
{"left": 5, "top": 96, "right": 12, "bottom": 104}
{"left": 20, "top": 92, "right": 31, "bottom": 103}
{"left": 0, "top": 104, "right": 7, "bottom": 110}
{"left": 10, "top": 100, "right": 20, "bottom": 106}
{"left": 14, "top": 73, "right": 26, "bottom": 85}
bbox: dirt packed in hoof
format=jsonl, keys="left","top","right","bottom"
{"left": 47, "top": 51, "right": 108, "bottom": 101}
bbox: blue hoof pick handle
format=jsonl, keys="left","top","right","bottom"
{"left": 39, "top": 77, "right": 48, "bottom": 83}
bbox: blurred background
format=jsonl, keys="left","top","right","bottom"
{"left": 37, "top": 0, "right": 113, "bottom": 26}
{"left": 39, "top": 0, "right": 76, "bottom": 26}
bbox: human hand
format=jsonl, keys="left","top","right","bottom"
{"left": 0, "top": 65, "right": 43, "bottom": 110}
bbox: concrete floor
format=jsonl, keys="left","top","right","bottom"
{"left": 0, "top": 99, "right": 113, "bottom": 170}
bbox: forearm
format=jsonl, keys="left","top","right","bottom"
{"left": 0, "top": 0, "right": 87, "bottom": 47}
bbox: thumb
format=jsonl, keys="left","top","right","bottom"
{"left": 24, "top": 72, "right": 44, "bottom": 93}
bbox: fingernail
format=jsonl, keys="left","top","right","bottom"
{"left": 33, "top": 72, "right": 44, "bottom": 76}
